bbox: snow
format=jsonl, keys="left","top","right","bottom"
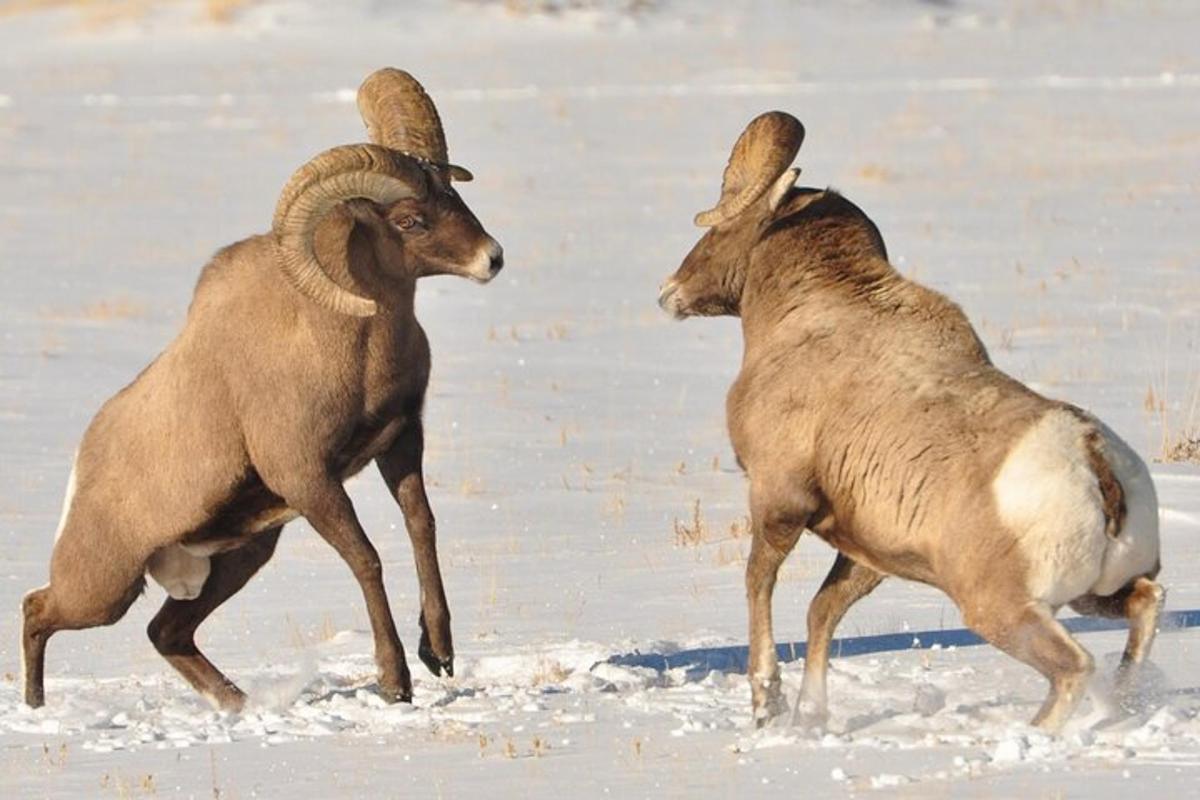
{"left": 1, "top": 0, "right": 1199, "bottom": 796}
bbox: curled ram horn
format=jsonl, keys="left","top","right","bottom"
{"left": 357, "top": 67, "right": 473, "bottom": 182}
{"left": 273, "top": 143, "right": 426, "bottom": 317}
{"left": 694, "top": 111, "right": 805, "bottom": 227}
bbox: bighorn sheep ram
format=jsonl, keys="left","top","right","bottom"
{"left": 659, "top": 111, "right": 1163, "bottom": 732}
{"left": 22, "top": 68, "right": 503, "bottom": 710}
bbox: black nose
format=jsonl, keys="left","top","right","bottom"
{"left": 489, "top": 252, "right": 504, "bottom": 275}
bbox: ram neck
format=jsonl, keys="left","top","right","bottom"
{"left": 739, "top": 250, "right": 904, "bottom": 359}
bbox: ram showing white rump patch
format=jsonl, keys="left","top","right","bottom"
{"left": 992, "top": 409, "right": 1108, "bottom": 606}
{"left": 658, "top": 110, "right": 1168, "bottom": 731}
{"left": 147, "top": 546, "right": 211, "bottom": 600}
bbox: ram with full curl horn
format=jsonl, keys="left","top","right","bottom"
{"left": 22, "top": 68, "right": 503, "bottom": 711}
{"left": 659, "top": 111, "right": 1162, "bottom": 732}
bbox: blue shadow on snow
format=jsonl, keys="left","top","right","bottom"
{"left": 605, "top": 608, "right": 1200, "bottom": 680}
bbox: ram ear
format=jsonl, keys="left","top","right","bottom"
{"left": 766, "top": 167, "right": 800, "bottom": 213}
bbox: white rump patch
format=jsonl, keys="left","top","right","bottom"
{"left": 53, "top": 451, "right": 79, "bottom": 542}
{"left": 1090, "top": 419, "right": 1160, "bottom": 595}
{"left": 993, "top": 409, "right": 1161, "bottom": 604}
{"left": 992, "top": 409, "right": 1108, "bottom": 605}
{"left": 147, "top": 546, "right": 211, "bottom": 601}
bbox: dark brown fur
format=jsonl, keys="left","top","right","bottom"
{"left": 1084, "top": 428, "right": 1128, "bottom": 540}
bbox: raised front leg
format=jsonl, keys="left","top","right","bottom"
{"left": 287, "top": 478, "right": 411, "bottom": 702}
{"left": 745, "top": 493, "right": 809, "bottom": 728}
{"left": 377, "top": 419, "right": 453, "bottom": 678}
{"left": 796, "top": 551, "right": 884, "bottom": 728}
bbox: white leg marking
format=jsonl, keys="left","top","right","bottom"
{"left": 53, "top": 451, "right": 79, "bottom": 542}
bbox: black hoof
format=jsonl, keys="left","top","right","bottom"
{"left": 418, "top": 623, "right": 453, "bottom": 678}
{"left": 418, "top": 639, "right": 453, "bottom": 678}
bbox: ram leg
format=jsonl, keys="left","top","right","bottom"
{"left": 147, "top": 529, "right": 282, "bottom": 712}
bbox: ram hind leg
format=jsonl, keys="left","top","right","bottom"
{"left": 796, "top": 552, "right": 885, "bottom": 728}
{"left": 967, "top": 600, "right": 1094, "bottom": 732}
{"left": 147, "top": 528, "right": 282, "bottom": 712}
{"left": 1070, "top": 575, "right": 1164, "bottom": 703}
{"left": 22, "top": 531, "right": 147, "bottom": 708}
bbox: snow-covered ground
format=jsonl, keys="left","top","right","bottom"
{"left": 1, "top": 1, "right": 1198, "bottom": 796}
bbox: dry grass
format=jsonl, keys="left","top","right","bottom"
{"left": 40, "top": 297, "right": 145, "bottom": 322}
{"left": 42, "top": 742, "right": 68, "bottom": 768}
{"left": 675, "top": 502, "right": 750, "bottom": 555}
{"left": 0, "top": 0, "right": 261, "bottom": 27}
{"left": 672, "top": 499, "right": 707, "bottom": 547}
{"left": 0, "top": 0, "right": 157, "bottom": 29}
{"left": 1147, "top": 367, "right": 1200, "bottom": 462}
{"left": 1162, "top": 434, "right": 1200, "bottom": 464}
{"left": 728, "top": 516, "right": 750, "bottom": 539}
{"left": 476, "top": 732, "right": 547, "bottom": 759}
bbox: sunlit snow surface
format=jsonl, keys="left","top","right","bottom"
{"left": 1, "top": 1, "right": 1198, "bottom": 796}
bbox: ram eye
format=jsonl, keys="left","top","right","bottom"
{"left": 395, "top": 216, "right": 419, "bottom": 230}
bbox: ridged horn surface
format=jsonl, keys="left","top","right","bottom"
{"left": 273, "top": 144, "right": 425, "bottom": 317}
{"left": 357, "top": 67, "right": 473, "bottom": 182}
{"left": 694, "top": 111, "right": 805, "bottom": 227}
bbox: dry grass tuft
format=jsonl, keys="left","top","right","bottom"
{"left": 1148, "top": 373, "right": 1199, "bottom": 463}
{"left": 673, "top": 499, "right": 707, "bottom": 546}
{"left": 1162, "top": 434, "right": 1200, "bottom": 464}
{"left": 728, "top": 516, "right": 750, "bottom": 539}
